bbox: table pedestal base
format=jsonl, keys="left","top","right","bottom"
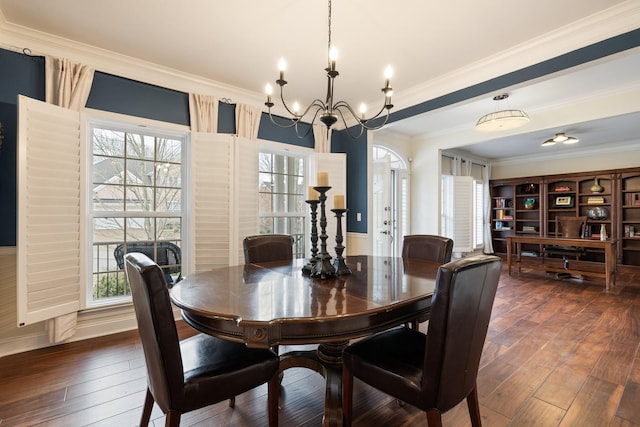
{"left": 279, "top": 340, "right": 349, "bottom": 427}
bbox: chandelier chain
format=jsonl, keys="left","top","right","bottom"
{"left": 327, "top": 0, "right": 332, "bottom": 62}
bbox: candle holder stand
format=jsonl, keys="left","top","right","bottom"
{"left": 311, "top": 186, "right": 336, "bottom": 279}
{"left": 331, "top": 208, "right": 351, "bottom": 275}
{"left": 302, "top": 199, "right": 320, "bottom": 275}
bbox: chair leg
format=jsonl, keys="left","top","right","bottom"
{"left": 268, "top": 372, "right": 280, "bottom": 427}
{"left": 228, "top": 396, "right": 235, "bottom": 408}
{"left": 140, "top": 388, "right": 154, "bottom": 427}
{"left": 426, "top": 409, "right": 443, "bottom": 427}
{"left": 165, "top": 410, "right": 181, "bottom": 427}
{"left": 466, "top": 385, "right": 482, "bottom": 427}
{"left": 342, "top": 367, "right": 354, "bottom": 427}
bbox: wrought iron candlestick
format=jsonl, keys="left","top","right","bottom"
{"left": 312, "top": 186, "right": 336, "bottom": 279}
{"left": 331, "top": 208, "right": 351, "bottom": 275}
{"left": 302, "top": 199, "right": 320, "bottom": 275}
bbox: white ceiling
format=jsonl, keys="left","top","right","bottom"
{"left": 0, "top": 0, "right": 638, "bottom": 161}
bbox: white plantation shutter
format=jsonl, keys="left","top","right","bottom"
{"left": 233, "top": 136, "right": 259, "bottom": 265}
{"left": 17, "top": 95, "right": 83, "bottom": 326}
{"left": 452, "top": 175, "right": 474, "bottom": 253}
{"left": 190, "top": 132, "right": 233, "bottom": 272}
{"left": 314, "top": 153, "right": 347, "bottom": 255}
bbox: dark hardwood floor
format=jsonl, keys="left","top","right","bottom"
{"left": 2, "top": 265, "right": 640, "bottom": 426}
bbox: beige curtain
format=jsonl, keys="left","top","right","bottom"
{"left": 45, "top": 57, "right": 95, "bottom": 111}
{"left": 44, "top": 56, "right": 94, "bottom": 344}
{"left": 235, "top": 104, "right": 261, "bottom": 140}
{"left": 483, "top": 163, "right": 494, "bottom": 254}
{"left": 313, "top": 124, "right": 331, "bottom": 153}
{"left": 189, "top": 94, "right": 218, "bottom": 133}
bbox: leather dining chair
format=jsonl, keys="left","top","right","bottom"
{"left": 402, "top": 234, "right": 454, "bottom": 330}
{"left": 402, "top": 234, "right": 454, "bottom": 263}
{"left": 342, "top": 254, "right": 502, "bottom": 427}
{"left": 243, "top": 234, "right": 294, "bottom": 264}
{"left": 124, "top": 252, "right": 280, "bottom": 427}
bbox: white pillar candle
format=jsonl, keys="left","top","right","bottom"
{"left": 334, "top": 195, "right": 345, "bottom": 209}
{"left": 308, "top": 186, "right": 319, "bottom": 200}
{"left": 317, "top": 172, "right": 329, "bottom": 187}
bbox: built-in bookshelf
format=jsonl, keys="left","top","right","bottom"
{"left": 490, "top": 167, "right": 640, "bottom": 270}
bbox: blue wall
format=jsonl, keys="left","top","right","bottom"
{"left": 1, "top": 28, "right": 639, "bottom": 245}
{"left": 0, "top": 50, "right": 310, "bottom": 246}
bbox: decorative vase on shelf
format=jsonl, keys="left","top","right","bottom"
{"left": 600, "top": 224, "right": 607, "bottom": 241}
{"left": 524, "top": 198, "right": 535, "bottom": 210}
{"left": 590, "top": 177, "right": 604, "bottom": 194}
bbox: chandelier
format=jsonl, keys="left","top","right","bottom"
{"left": 264, "top": 0, "right": 394, "bottom": 138}
{"left": 475, "top": 93, "right": 529, "bottom": 132}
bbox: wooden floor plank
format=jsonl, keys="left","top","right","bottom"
{"left": 3, "top": 266, "right": 640, "bottom": 426}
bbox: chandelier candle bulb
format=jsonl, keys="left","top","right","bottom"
{"left": 334, "top": 195, "right": 345, "bottom": 210}
{"left": 317, "top": 172, "right": 329, "bottom": 187}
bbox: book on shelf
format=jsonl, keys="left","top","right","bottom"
{"left": 554, "top": 186, "right": 571, "bottom": 192}
{"left": 502, "top": 215, "right": 513, "bottom": 220}
{"left": 587, "top": 196, "right": 605, "bottom": 204}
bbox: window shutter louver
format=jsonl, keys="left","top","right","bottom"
{"left": 234, "top": 136, "right": 259, "bottom": 265}
{"left": 190, "top": 132, "right": 233, "bottom": 272}
{"left": 452, "top": 175, "right": 474, "bottom": 253}
{"left": 17, "top": 96, "right": 82, "bottom": 326}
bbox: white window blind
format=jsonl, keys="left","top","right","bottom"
{"left": 452, "top": 175, "right": 474, "bottom": 253}
{"left": 233, "top": 136, "right": 259, "bottom": 265}
{"left": 17, "top": 95, "right": 83, "bottom": 326}
{"left": 190, "top": 132, "right": 233, "bottom": 272}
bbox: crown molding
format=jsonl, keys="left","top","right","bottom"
{"left": 0, "top": 17, "right": 265, "bottom": 107}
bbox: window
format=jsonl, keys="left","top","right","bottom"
{"left": 90, "top": 122, "right": 185, "bottom": 304}
{"left": 258, "top": 151, "right": 306, "bottom": 258}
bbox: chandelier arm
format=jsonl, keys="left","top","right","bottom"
{"left": 293, "top": 119, "right": 316, "bottom": 139}
{"left": 332, "top": 101, "right": 390, "bottom": 130}
{"left": 334, "top": 108, "right": 365, "bottom": 138}
{"left": 266, "top": 112, "right": 302, "bottom": 129}
{"left": 277, "top": 84, "right": 328, "bottom": 121}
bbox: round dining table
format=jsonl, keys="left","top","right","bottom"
{"left": 170, "top": 255, "right": 440, "bottom": 427}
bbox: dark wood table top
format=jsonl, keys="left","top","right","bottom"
{"left": 170, "top": 255, "right": 439, "bottom": 348}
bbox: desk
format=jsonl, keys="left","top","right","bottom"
{"left": 170, "top": 255, "right": 438, "bottom": 427}
{"left": 506, "top": 235, "right": 617, "bottom": 290}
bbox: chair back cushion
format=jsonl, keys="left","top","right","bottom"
{"left": 125, "top": 252, "right": 184, "bottom": 411}
{"left": 243, "top": 234, "right": 294, "bottom": 264}
{"left": 423, "top": 254, "right": 502, "bottom": 411}
{"left": 402, "top": 234, "right": 454, "bottom": 263}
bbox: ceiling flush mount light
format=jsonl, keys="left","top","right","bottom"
{"left": 475, "top": 93, "right": 529, "bottom": 132}
{"left": 541, "top": 132, "right": 579, "bottom": 147}
{"left": 264, "top": 0, "right": 393, "bottom": 138}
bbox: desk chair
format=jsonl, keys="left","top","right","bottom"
{"left": 342, "top": 254, "right": 502, "bottom": 427}
{"left": 543, "top": 216, "right": 587, "bottom": 275}
{"left": 243, "top": 234, "right": 294, "bottom": 264}
{"left": 124, "top": 252, "right": 280, "bottom": 427}
{"left": 402, "top": 235, "right": 454, "bottom": 330}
